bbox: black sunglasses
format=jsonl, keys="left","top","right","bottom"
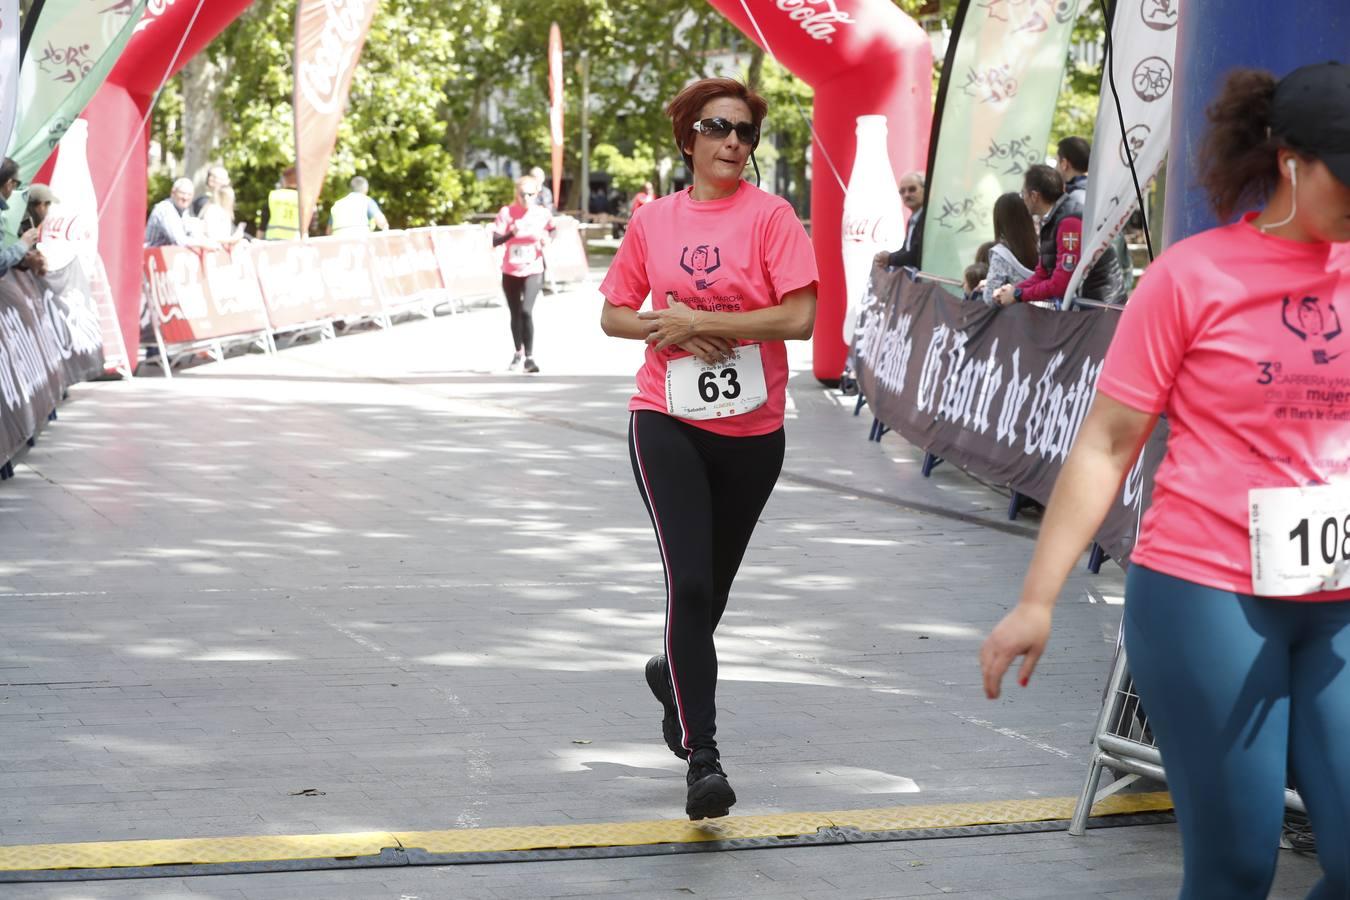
{"left": 692, "top": 117, "right": 758, "bottom": 145}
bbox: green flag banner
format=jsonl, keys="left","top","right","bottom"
{"left": 921, "top": 0, "right": 1080, "bottom": 288}
{"left": 7, "top": 0, "right": 148, "bottom": 180}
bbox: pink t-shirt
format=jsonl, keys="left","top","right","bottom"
{"left": 1097, "top": 213, "right": 1350, "bottom": 600}
{"left": 599, "top": 180, "right": 818, "bottom": 437}
{"left": 492, "top": 203, "right": 553, "bottom": 277}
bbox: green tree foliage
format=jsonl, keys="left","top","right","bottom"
{"left": 197, "top": 0, "right": 465, "bottom": 233}
{"left": 590, "top": 142, "right": 657, "bottom": 193}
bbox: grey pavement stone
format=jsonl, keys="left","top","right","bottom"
{"left": 0, "top": 278, "right": 1322, "bottom": 897}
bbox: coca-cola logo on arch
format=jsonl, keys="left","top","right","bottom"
{"left": 771, "top": 0, "right": 855, "bottom": 44}
{"left": 299, "top": 0, "right": 374, "bottom": 115}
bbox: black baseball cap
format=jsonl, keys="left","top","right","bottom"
{"left": 1271, "top": 61, "right": 1350, "bottom": 187}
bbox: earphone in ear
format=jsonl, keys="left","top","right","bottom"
{"left": 1287, "top": 158, "right": 1298, "bottom": 176}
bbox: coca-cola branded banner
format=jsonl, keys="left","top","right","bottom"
{"left": 1064, "top": 0, "right": 1179, "bottom": 304}
{"left": 921, "top": 0, "right": 1080, "bottom": 287}
{"left": 0, "top": 261, "right": 106, "bottom": 465}
{"left": 294, "top": 0, "right": 380, "bottom": 235}
{"left": 841, "top": 115, "right": 905, "bottom": 346}
{"left": 40, "top": 257, "right": 108, "bottom": 388}
{"left": 548, "top": 22, "right": 564, "bottom": 206}
{"left": 42, "top": 120, "right": 130, "bottom": 377}
{"left": 854, "top": 268, "right": 1164, "bottom": 563}
{"left": 143, "top": 246, "right": 271, "bottom": 345}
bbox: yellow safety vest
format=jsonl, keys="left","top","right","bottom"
{"left": 330, "top": 192, "right": 372, "bottom": 235}
{"left": 266, "top": 188, "right": 300, "bottom": 241}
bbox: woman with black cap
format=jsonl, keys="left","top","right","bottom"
{"left": 981, "top": 63, "right": 1350, "bottom": 898}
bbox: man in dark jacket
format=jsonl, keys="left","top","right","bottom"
{"left": 880, "top": 171, "right": 925, "bottom": 269}
{"left": 991, "top": 165, "right": 1124, "bottom": 307}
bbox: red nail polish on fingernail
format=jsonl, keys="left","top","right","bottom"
{"left": 1019, "top": 676, "right": 1029, "bottom": 687}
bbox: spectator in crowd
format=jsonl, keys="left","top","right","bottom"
{"left": 200, "top": 184, "right": 246, "bottom": 244}
{"left": 977, "top": 192, "right": 1038, "bottom": 306}
{"left": 1056, "top": 137, "right": 1091, "bottom": 203}
{"left": 1058, "top": 135, "right": 1134, "bottom": 297}
{"left": 873, "top": 171, "right": 926, "bottom": 270}
{"left": 962, "top": 262, "right": 988, "bottom": 302}
{"left": 262, "top": 166, "right": 300, "bottom": 241}
{"left": 991, "top": 165, "right": 1124, "bottom": 307}
{"left": 191, "top": 165, "right": 230, "bottom": 217}
{"left": 0, "top": 158, "right": 42, "bottom": 277}
{"left": 974, "top": 240, "right": 994, "bottom": 267}
{"left": 528, "top": 166, "right": 555, "bottom": 212}
{"left": 630, "top": 181, "right": 657, "bottom": 214}
{"left": 145, "top": 177, "right": 212, "bottom": 248}
{"left": 20, "top": 184, "right": 57, "bottom": 235}
{"left": 329, "top": 176, "right": 390, "bottom": 236}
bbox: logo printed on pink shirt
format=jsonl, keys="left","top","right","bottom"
{"left": 680, "top": 244, "right": 723, "bottom": 290}
{"left": 1282, "top": 296, "right": 1345, "bottom": 365}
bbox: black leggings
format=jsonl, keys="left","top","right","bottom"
{"left": 628, "top": 410, "right": 785, "bottom": 754}
{"left": 502, "top": 273, "right": 542, "bottom": 355}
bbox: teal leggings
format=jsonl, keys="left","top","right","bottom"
{"left": 1124, "top": 565, "right": 1350, "bottom": 899}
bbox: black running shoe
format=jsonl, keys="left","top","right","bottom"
{"left": 685, "top": 748, "right": 735, "bottom": 820}
{"left": 523, "top": 357, "right": 540, "bottom": 374}
{"left": 645, "top": 654, "right": 689, "bottom": 760}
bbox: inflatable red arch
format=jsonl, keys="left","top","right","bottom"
{"left": 707, "top": 0, "right": 933, "bottom": 382}
{"left": 57, "top": 2, "right": 930, "bottom": 375}
{"left": 40, "top": 1, "right": 257, "bottom": 368}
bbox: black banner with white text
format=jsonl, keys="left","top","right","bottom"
{"left": 855, "top": 268, "right": 1166, "bottom": 564}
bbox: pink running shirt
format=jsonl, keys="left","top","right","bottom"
{"left": 492, "top": 203, "right": 553, "bottom": 277}
{"left": 1096, "top": 214, "right": 1350, "bottom": 600}
{"left": 600, "top": 181, "right": 818, "bottom": 437}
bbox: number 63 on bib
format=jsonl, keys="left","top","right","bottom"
{"left": 665, "top": 345, "right": 768, "bottom": 421}
{"left": 1249, "top": 483, "right": 1350, "bottom": 596}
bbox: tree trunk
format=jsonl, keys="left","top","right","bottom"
{"left": 180, "top": 54, "right": 224, "bottom": 184}
{"left": 746, "top": 46, "right": 765, "bottom": 91}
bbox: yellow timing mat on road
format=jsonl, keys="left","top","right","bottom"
{"left": 0, "top": 792, "right": 1173, "bottom": 873}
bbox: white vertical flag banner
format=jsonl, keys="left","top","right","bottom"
{"left": 1065, "top": 0, "right": 1179, "bottom": 303}
{"left": 0, "top": 0, "right": 19, "bottom": 156}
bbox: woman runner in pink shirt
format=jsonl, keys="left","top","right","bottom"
{"left": 600, "top": 78, "right": 818, "bottom": 820}
{"left": 981, "top": 65, "right": 1350, "bottom": 899}
{"left": 492, "top": 175, "right": 554, "bottom": 373}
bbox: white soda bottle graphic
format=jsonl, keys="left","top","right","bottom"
{"left": 43, "top": 119, "right": 131, "bottom": 376}
{"left": 839, "top": 115, "right": 905, "bottom": 347}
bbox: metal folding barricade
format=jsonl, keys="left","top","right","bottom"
{"left": 1069, "top": 624, "right": 1306, "bottom": 835}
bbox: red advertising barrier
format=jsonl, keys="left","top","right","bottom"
{"left": 140, "top": 225, "right": 587, "bottom": 353}
{"left": 430, "top": 226, "right": 499, "bottom": 301}
{"left": 310, "top": 236, "right": 386, "bottom": 320}
{"left": 372, "top": 230, "right": 446, "bottom": 311}
{"left": 251, "top": 242, "right": 333, "bottom": 330}
{"left": 143, "top": 246, "right": 270, "bottom": 345}
{"left": 542, "top": 217, "right": 589, "bottom": 285}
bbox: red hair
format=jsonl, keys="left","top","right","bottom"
{"left": 665, "top": 77, "right": 767, "bottom": 168}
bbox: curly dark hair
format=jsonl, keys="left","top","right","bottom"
{"left": 1198, "top": 68, "right": 1300, "bottom": 222}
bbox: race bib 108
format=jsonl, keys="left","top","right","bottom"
{"left": 665, "top": 344, "right": 768, "bottom": 421}
{"left": 1249, "top": 483, "right": 1350, "bottom": 596}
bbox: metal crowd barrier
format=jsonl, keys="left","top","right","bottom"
{"left": 1069, "top": 624, "right": 1306, "bottom": 836}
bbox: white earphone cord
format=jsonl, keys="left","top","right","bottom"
{"left": 1260, "top": 159, "right": 1298, "bottom": 231}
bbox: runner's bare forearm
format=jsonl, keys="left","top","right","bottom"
{"left": 691, "top": 289, "right": 815, "bottom": 342}
{"left": 1018, "top": 393, "right": 1156, "bottom": 611}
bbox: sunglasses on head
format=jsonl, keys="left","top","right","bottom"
{"left": 692, "top": 117, "right": 758, "bottom": 145}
